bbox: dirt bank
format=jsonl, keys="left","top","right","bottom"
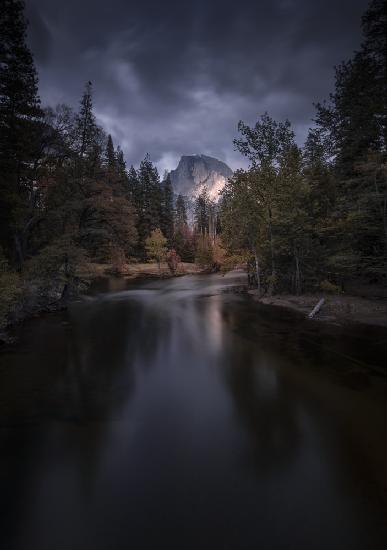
{"left": 248, "top": 291, "right": 387, "bottom": 328}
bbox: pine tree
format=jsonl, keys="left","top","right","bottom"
{"left": 77, "top": 81, "right": 95, "bottom": 156}
{"left": 314, "top": 0, "right": 387, "bottom": 281}
{"left": 0, "top": 0, "right": 44, "bottom": 265}
{"left": 127, "top": 165, "right": 140, "bottom": 205}
{"left": 137, "top": 155, "right": 162, "bottom": 253}
{"left": 175, "top": 194, "right": 188, "bottom": 228}
{"left": 194, "top": 190, "right": 210, "bottom": 235}
{"left": 173, "top": 194, "right": 194, "bottom": 261}
{"left": 105, "top": 134, "right": 116, "bottom": 169}
{"left": 161, "top": 173, "right": 174, "bottom": 245}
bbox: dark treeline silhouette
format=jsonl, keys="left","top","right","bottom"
{"left": 221, "top": 0, "right": 386, "bottom": 295}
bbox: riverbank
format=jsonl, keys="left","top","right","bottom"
{"left": 87, "top": 261, "right": 203, "bottom": 279}
{"left": 0, "top": 261, "right": 203, "bottom": 345}
{"left": 248, "top": 290, "right": 387, "bottom": 328}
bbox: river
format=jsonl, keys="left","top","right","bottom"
{"left": 1, "top": 271, "right": 387, "bottom": 550}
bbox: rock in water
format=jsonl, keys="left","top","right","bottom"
{"left": 170, "top": 154, "right": 233, "bottom": 202}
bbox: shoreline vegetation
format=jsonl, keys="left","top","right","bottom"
{"left": 2, "top": 262, "right": 386, "bottom": 347}
{"left": 0, "top": 261, "right": 205, "bottom": 345}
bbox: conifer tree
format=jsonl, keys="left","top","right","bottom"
{"left": 173, "top": 194, "right": 194, "bottom": 261}
{"left": 313, "top": 0, "right": 387, "bottom": 281}
{"left": 161, "top": 173, "right": 175, "bottom": 245}
{"left": 76, "top": 81, "right": 100, "bottom": 162}
{"left": 127, "top": 165, "right": 140, "bottom": 206}
{"left": 194, "top": 190, "right": 210, "bottom": 235}
{"left": 105, "top": 134, "right": 116, "bottom": 169}
{"left": 0, "top": 0, "right": 44, "bottom": 265}
{"left": 175, "top": 195, "right": 188, "bottom": 228}
{"left": 137, "top": 155, "right": 162, "bottom": 252}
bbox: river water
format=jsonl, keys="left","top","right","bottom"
{"left": 1, "top": 272, "right": 387, "bottom": 550}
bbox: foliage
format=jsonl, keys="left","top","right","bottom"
{"left": 0, "top": 249, "right": 20, "bottom": 328}
{"left": 25, "top": 237, "right": 89, "bottom": 300}
{"left": 166, "top": 249, "right": 180, "bottom": 274}
{"left": 173, "top": 195, "right": 195, "bottom": 262}
{"left": 221, "top": 1, "right": 387, "bottom": 294}
{"left": 0, "top": 0, "right": 45, "bottom": 266}
{"left": 320, "top": 280, "right": 342, "bottom": 294}
{"left": 145, "top": 229, "right": 168, "bottom": 269}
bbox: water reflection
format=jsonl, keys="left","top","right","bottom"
{"left": 0, "top": 272, "right": 387, "bottom": 550}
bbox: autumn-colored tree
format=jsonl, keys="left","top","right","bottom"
{"left": 145, "top": 229, "right": 167, "bottom": 271}
{"left": 166, "top": 249, "right": 180, "bottom": 275}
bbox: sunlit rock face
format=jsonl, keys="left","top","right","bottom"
{"left": 170, "top": 154, "right": 233, "bottom": 202}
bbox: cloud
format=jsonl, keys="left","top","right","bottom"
{"left": 25, "top": 0, "right": 369, "bottom": 171}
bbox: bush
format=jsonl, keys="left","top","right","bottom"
{"left": 195, "top": 236, "right": 214, "bottom": 269}
{"left": 0, "top": 250, "right": 20, "bottom": 328}
{"left": 320, "top": 279, "right": 342, "bottom": 293}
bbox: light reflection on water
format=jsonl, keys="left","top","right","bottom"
{"left": 0, "top": 271, "right": 387, "bottom": 550}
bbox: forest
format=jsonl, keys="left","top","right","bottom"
{"left": 0, "top": 0, "right": 386, "bottom": 332}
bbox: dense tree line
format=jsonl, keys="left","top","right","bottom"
{"left": 221, "top": 0, "right": 386, "bottom": 295}
{"left": 0, "top": 0, "right": 185, "bottom": 328}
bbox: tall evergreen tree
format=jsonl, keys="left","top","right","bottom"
{"left": 175, "top": 194, "right": 188, "bottom": 228}
{"left": 76, "top": 82, "right": 98, "bottom": 158}
{"left": 161, "top": 173, "right": 174, "bottom": 245}
{"left": 105, "top": 134, "right": 116, "bottom": 169}
{"left": 314, "top": 0, "right": 387, "bottom": 280}
{"left": 194, "top": 190, "right": 210, "bottom": 235}
{"left": 137, "top": 155, "right": 162, "bottom": 252}
{"left": 0, "top": 0, "right": 44, "bottom": 265}
{"left": 127, "top": 165, "right": 140, "bottom": 206}
{"left": 173, "top": 194, "right": 194, "bottom": 261}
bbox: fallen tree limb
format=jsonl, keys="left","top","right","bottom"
{"left": 308, "top": 298, "right": 325, "bottom": 319}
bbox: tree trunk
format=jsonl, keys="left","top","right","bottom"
{"left": 267, "top": 207, "right": 276, "bottom": 296}
{"left": 308, "top": 298, "right": 325, "bottom": 319}
{"left": 253, "top": 246, "right": 261, "bottom": 296}
{"left": 13, "top": 233, "right": 24, "bottom": 270}
{"left": 60, "top": 253, "right": 70, "bottom": 303}
{"left": 383, "top": 196, "right": 387, "bottom": 253}
{"left": 294, "top": 249, "right": 301, "bottom": 295}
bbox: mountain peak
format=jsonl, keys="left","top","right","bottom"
{"left": 170, "top": 154, "right": 232, "bottom": 202}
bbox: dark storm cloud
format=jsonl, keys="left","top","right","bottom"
{"left": 25, "top": 0, "right": 369, "bottom": 172}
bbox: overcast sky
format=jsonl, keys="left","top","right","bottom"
{"left": 25, "top": 0, "right": 368, "bottom": 173}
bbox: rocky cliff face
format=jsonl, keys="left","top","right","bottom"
{"left": 170, "top": 154, "right": 233, "bottom": 202}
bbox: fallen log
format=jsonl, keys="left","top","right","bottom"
{"left": 308, "top": 298, "right": 325, "bottom": 319}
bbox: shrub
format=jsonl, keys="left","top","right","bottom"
{"left": 320, "top": 279, "right": 342, "bottom": 293}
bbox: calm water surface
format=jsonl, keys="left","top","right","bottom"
{"left": 1, "top": 272, "right": 387, "bottom": 550}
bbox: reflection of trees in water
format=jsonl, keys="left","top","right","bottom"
{"left": 220, "top": 306, "right": 302, "bottom": 475}
{"left": 63, "top": 296, "right": 173, "bottom": 421}
{"left": 0, "top": 294, "right": 175, "bottom": 549}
